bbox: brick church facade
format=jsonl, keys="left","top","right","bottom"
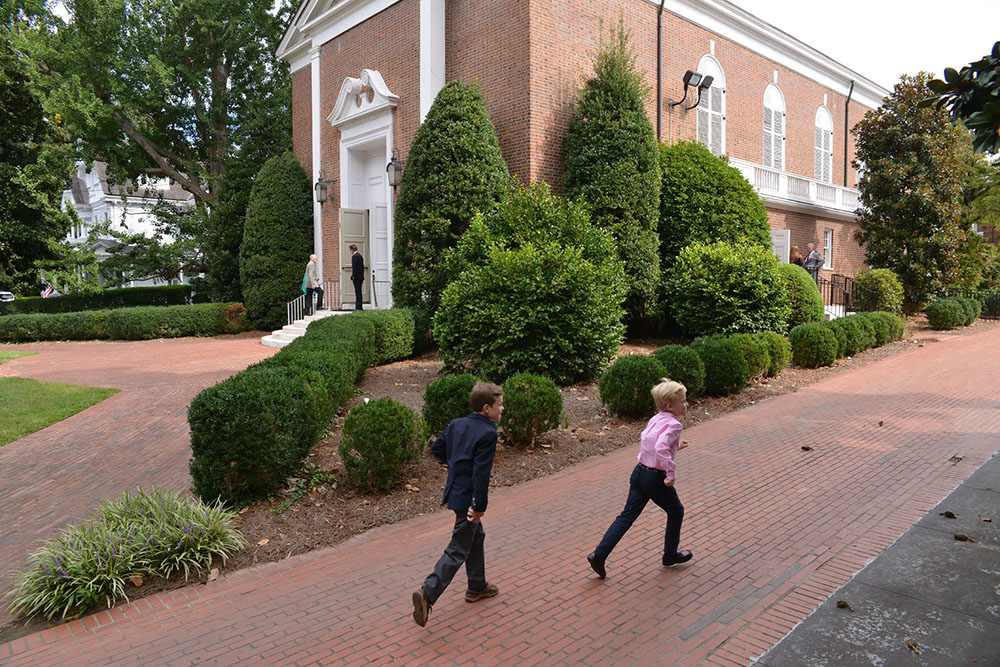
{"left": 278, "top": 0, "right": 889, "bottom": 309}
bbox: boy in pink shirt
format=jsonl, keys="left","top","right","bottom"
{"left": 587, "top": 379, "right": 692, "bottom": 578}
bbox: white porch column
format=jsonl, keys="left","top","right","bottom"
{"left": 310, "top": 45, "right": 323, "bottom": 279}
{"left": 419, "top": 0, "right": 444, "bottom": 122}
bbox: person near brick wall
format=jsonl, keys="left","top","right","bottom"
{"left": 803, "top": 243, "right": 825, "bottom": 282}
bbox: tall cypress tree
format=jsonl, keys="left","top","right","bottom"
{"left": 564, "top": 20, "right": 661, "bottom": 321}
{"left": 391, "top": 80, "right": 510, "bottom": 336}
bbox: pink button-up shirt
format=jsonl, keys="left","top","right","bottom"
{"left": 637, "top": 411, "right": 682, "bottom": 482}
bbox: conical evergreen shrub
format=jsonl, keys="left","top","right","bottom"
{"left": 564, "top": 20, "right": 661, "bottom": 321}
{"left": 391, "top": 80, "right": 510, "bottom": 338}
{"left": 238, "top": 152, "right": 313, "bottom": 330}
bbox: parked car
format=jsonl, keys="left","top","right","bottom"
{"left": 0, "top": 291, "right": 15, "bottom": 302}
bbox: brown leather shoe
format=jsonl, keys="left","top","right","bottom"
{"left": 464, "top": 583, "right": 499, "bottom": 603}
{"left": 412, "top": 589, "right": 430, "bottom": 626}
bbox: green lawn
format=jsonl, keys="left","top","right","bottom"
{"left": 0, "top": 349, "right": 39, "bottom": 365}
{"left": 0, "top": 377, "right": 119, "bottom": 446}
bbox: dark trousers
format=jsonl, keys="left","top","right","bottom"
{"left": 304, "top": 285, "right": 323, "bottom": 314}
{"left": 352, "top": 277, "right": 363, "bottom": 310}
{"left": 422, "top": 510, "right": 486, "bottom": 605}
{"left": 594, "top": 464, "right": 684, "bottom": 560}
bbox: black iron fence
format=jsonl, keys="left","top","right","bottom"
{"left": 946, "top": 287, "right": 1000, "bottom": 320}
{"left": 814, "top": 273, "right": 877, "bottom": 317}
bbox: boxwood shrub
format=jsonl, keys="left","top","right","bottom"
{"left": 730, "top": 333, "right": 770, "bottom": 380}
{"left": 650, "top": 344, "right": 705, "bottom": 398}
{"left": 925, "top": 298, "right": 966, "bottom": 330}
{"left": 777, "top": 263, "right": 824, "bottom": 331}
{"left": 500, "top": 373, "right": 564, "bottom": 448}
{"left": 423, "top": 374, "right": 482, "bottom": 435}
{"left": 666, "top": 240, "right": 790, "bottom": 336}
{"left": 598, "top": 355, "right": 667, "bottom": 417}
{"left": 872, "top": 311, "right": 905, "bottom": 341}
{"left": 349, "top": 309, "right": 415, "bottom": 364}
{"left": 789, "top": 322, "right": 838, "bottom": 368}
{"left": 823, "top": 319, "right": 849, "bottom": 359}
{"left": 852, "top": 268, "right": 904, "bottom": 314}
{"left": 691, "top": 334, "right": 750, "bottom": 396}
{"left": 756, "top": 331, "right": 792, "bottom": 377}
{"left": 0, "top": 310, "right": 111, "bottom": 342}
{"left": 852, "top": 314, "right": 877, "bottom": 351}
{"left": 953, "top": 297, "right": 980, "bottom": 325}
{"left": 855, "top": 312, "right": 890, "bottom": 347}
{"left": 339, "top": 398, "right": 426, "bottom": 491}
{"left": 0, "top": 285, "right": 191, "bottom": 316}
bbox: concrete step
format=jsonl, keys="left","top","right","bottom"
{"left": 260, "top": 335, "right": 289, "bottom": 348}
{"left": 260, "top": 309, "right": 349, "bottom": 347}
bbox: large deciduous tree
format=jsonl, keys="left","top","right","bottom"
{"left": 564, "top": 20, "right": 661, "bottom": 322}
{"left": 853, "top": 73, "right": 970, "bottom": 311}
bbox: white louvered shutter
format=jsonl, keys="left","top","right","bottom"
{"left": 773, "top": 112, "right": 784, "bottom": 171}
{"left": 763, "top": 108, "right": 773, "bottom": 166}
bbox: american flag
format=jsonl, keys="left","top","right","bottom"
{"left": 41, "top": 284, "right": 53, "bottom": 298}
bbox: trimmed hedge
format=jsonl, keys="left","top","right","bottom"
{"left": 691, "top": 335, "right": 750, "bottom": 396}
{"left": 789, "top": 323, "right": 838, "bottom": 368}
{"left": 0, "top": 285, "right": 191, "bottom": 316}
{"left": 777, "top": 263, "right": 824, "bottom": 331}
{"left": 0, "top": 303, "right": 248, "bottom": 342}
{"left": 925, "top": 297, "right": 969, "bottom": 329}
{"left": 855, "top": 312, "right": 890, "bottom": 347}
{"left": 500, "top": 373, "right": 564, "bottom": 448}
{"left": 756, "top": 331, "right": 792, "bottom": 377}
{"left": 598, "top": 354, "right": 667, "bottom": 417}
{"left": 188, "top": 309, "right": 415, "bottom": 505}
{"left": 422, "top": 374, "right": 481, "bottom": 435}
{"left": 796, "top": 311, "right": 904, "bottom": 367}
{"left": 340, "top": 398, "right": 426, "bottom": 491}
{"left": 346, "top": 309, "right": 415, "bottom": 365}
{"left": 650, "top": 344, "right": 705, "bottom": 399}
{"left": 730, "top": 333, "right": 770, "bottom": 380}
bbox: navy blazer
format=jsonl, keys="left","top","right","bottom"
{"left": 430, "top": 413, "right": 497, "bottom": 513}
{"left": 351, "top": 252, "right": 364, "bottom": 282}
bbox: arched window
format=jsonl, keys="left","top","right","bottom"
{"left": 815, "top": 106, "right": 834, "bottom": 183}
{"left": 697, "top": 55, "right": 726, "bottom": 156}
{"left": 763, "top": 84, "right": 785, "bottom": 170}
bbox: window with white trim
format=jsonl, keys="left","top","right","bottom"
{"left": 815, "top": 106, "right": 834, "bottom": 183}
{"left": 763, "top": 84, "right": 785, "bottom": 170}
{"left": 823, "top": 228, "right": 833, "bottom": 269}
{"left": 696, "top": 55, "right": 725, "bottom": 157}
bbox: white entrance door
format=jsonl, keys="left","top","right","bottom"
{"left": 770, "top": 229, "right": 790, "bottom": 264}
{"left": 365, "top": 152, "right": 391, "bottom": 308}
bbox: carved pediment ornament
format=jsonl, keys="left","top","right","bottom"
{"left": 327, "top": 69, "right": 399, "bottom": 128}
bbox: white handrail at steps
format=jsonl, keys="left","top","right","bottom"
{"left": 261, "top": 280, "right": 342, "bottom": 348}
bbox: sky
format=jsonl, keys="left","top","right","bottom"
{"left": 729, "top": 0, "right": 1000, "bottom": 91}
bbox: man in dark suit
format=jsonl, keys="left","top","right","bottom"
{"left": 349, "top": 244, "right": 364, "bottom": 310}
{"left": 412, "top": 382, "right": 504, "bottom": 627}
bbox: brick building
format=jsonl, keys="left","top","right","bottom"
{"left": 278, "top": 0, "right": 889, "bottom": 309}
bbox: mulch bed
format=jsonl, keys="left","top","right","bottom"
{"left": 2, "top": 314, "right": 996, "bottom": 641}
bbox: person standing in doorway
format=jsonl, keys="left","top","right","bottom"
{"left": 802, "top": 243, "right": 824, "bottom": 282}
{"left": 350, "top": 244, "right": 365, "bottom": 310}
{"left": 304, "top": 254, "right": 324, "bottom": 315}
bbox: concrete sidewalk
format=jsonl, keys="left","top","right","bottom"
{"left": 756, "top": 451, "right": 1000, "bottom": 666}
{"left": 3, "top": 328, "right": 999, "bottom": 665}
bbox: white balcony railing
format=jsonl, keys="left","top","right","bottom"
{"left": 729, "top": 157, "right": 861, "bottom": 217}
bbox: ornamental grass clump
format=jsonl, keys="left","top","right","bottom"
{"left": 500, "top": 373, "right": 564, "bottom": 448}
{"left": 7, "top": 488, "right": 245, "bottom": 621}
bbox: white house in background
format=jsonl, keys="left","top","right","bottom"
{"left": 61, "top": 161, "right": 196, "bottom": 287}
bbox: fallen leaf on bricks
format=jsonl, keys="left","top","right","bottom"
{"left": 801, "top": 446, "right": 813, "bottom": 451}
{"left": 906, "top": 639, "right": 921, "bottom": 655}
{"left": 130, "top": 574, "right": 144, "bottom": 587}
{"left": 878, "top": 420, "right": 884, "bottom": 426}
{"left": 836, "top": 600, "right": 854, "bottom": 611}
{"left": 939, "top": 511, "right": 958, "bottom": 519}
{"left": 257, "top": 538, "right": 269, "bottom": 546}
{"left": 979, "top": 515, "right": 992, "bottom": 522}
{"left": 954, "top": 533, "right": 976, "bottom": 542}
{"left": 208, "top": 568, "right": 219, "bottom": 582}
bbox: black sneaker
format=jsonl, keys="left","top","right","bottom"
{"left": 662, "top": 550, "right": 693, "bottom": 566}
{"left": 587, "top": 552, "right": 606, "bottom": 579}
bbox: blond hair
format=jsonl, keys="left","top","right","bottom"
{"left": 651, "top": 379, "right": 686, "bottom": 412}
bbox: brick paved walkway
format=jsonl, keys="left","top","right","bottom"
{"left": 0, "top": 336, "right": 276, "bottom": 628}
{"left": 3, "top": 329, "right": 999, "bottom": 666}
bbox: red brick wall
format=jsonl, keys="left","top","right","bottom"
{"left": 314, "top": 0, "right": 421, "bottom": 299}
{"left": 767, "top": 208, "right": 866, "bottom": 278}
{"left": 447, "top": 0, "right": 531, "bottom": 182}
{"left": 291, "top": 67, "right": 312, "bottom": 174}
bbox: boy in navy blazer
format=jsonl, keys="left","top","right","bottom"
{"left": 412, "top": 382, "right": 504, "bottom": 627}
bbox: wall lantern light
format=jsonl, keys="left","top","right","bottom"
{"left": 314, "top": 170, "right": 333, "bottom": 205}
{"left": 669, "top": 70, "right": 714, "bottom": 110}
{"left": 386, "top": 149, "right": 404, "bottom": 189}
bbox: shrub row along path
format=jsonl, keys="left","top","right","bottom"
{"left": 4, "top": 328, "right": 1000, "bottom": 665}
{"left": 0, "top": 335, "right": 277, "bottom": 629}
